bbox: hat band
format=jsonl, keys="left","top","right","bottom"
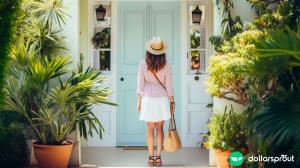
{"left": 150, "top": 44, "right": 163, "bottom": 51}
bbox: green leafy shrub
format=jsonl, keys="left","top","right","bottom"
{"left": 0, "top": 124, "right": 28, "bottom": 168}
{"left": 204, "top": 106, "right": 247, "bottom": 152}
{"left": 206, "top": 30, "right": 264, "bottom": 104}
{"left": 209, "top": 35, "right": 224, "bottom": 52}
{"left": 247, "top": 0, "right": 300, "bottom": 30}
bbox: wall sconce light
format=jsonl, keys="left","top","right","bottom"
{"left": 192, "top": 6, "right": 202, "bottom": 24}
{"left": 96, "top": 5, "right": 106, "bottom": 21}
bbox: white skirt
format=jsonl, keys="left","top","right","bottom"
{"left": 140, "top": 96, "right": 171, "bottom": 122}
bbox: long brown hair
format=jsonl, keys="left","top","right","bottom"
{"left": 145, "top": 51, "right": 166, "bottom": 72}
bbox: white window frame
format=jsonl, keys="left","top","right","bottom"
{"left": 187, "top": 1, "right": 209, "bottom": 75}
{"left": 91, "top": 1, "right": 112, "bottom": 75}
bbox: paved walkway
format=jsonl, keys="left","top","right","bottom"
{"left": 81, "top": 147, "right": 211, "bottom": 167}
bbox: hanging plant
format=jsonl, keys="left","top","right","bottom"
{"left": 92, "top": 28, "right": 111, "bottom": 49}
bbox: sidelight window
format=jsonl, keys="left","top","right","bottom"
{"left": 92, "top": 2, "right": 111, "bottom": 72}
{"left": 188, "top": 4, "right": 206, "bottom": 73}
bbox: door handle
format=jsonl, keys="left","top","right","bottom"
{"left": 194, "top": 76, "right": 199, "bottom": 81}
{"left": 120, "top": 77, "right": 124, "bottom": 81}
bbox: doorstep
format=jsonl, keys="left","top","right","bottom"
{"left": 80, "top": 147, "right": 212, "bottom": 167}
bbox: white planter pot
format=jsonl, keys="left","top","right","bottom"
{"left": 27, "top": 140, "right": 36, "bottom": 166}
{"left": 209, "top": 149, "right": 216, "bottom": 166}
{"left": 213, "top": 96, "right": 247, "bottom": 114}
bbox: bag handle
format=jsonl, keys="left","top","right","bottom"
{"left": 151, "top": 71, "right": 167, "bottom": 91}
{"left": 151, "top": 71, "right": 177, "bottom": 130}
{"left": 169, "top": 114, "right": 177, "bottom": 131}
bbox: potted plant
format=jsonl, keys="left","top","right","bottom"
{"left": 1, "top": 1, "right": 116, "bottom": 167}
{"left": 2, "top": 53, "right": 116, "bottom": 167}
{"left": 203, "top": 106, "right": 248, "bottom": 168}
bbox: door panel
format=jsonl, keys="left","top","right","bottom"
{"left": 186, "top": 75, "right": 211, "bottom": 145}
{"left": 118, "top": 1, "right": 180, "bottom": 146}
{"left": 118, "top": 2, "right": 148, "bottom": 146}
{"left": 150, "top": 2, "right": 181, "bottom": 134}
{"left": 151, "top": 2, "right": 180, "bottom": 72}
{"left": 118, "top": 2, "right": 148, "bottom": 75}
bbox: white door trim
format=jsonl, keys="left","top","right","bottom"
{"left": 180, "top": 0, "right": 214, "bottom": 147}
{"left": 83, "top": 0, "right": 118, "bottom": 147}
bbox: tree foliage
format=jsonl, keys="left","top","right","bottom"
{"left": 0, "top": 0, "right": 20, "bottom": 107}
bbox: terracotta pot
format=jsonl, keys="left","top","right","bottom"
{"left": 33, "top": 142, "right": 73, "bottom": 168}
{"left": 214, "top": 149, "right": 230, "bottom": 168}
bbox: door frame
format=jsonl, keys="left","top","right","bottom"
{"left": 84, "top": 0, "right": 214, "bottom": 147}
{"left": 116, "top": 0, "right": 182, "bottom": 146}
{"left": 84, "top": 0, "right": 118, "bottom": 146}
{"left": 180, "top": 0, "right": 214, "bottom": 147}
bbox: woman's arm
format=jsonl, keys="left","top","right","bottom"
{"left": 165, "top": 63, "right": 174, "bottom": 97}
{"left": 165, "top": 63, "right": 175, "bottom": 113}
{"left": 137, "top": 61, "right": 145, "bottom": 112}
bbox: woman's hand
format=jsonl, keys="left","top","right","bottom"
{"left": 137, "top": 102, "right": 141, "bottom": 112}
{"left": 170, "top": 102, "right": 175, "bottom": 114}
{"left": 137, "top": 95, "right": 142, "bottom": 112}
{"left": 169, "top": 96, "right": 175, "bottom": 114}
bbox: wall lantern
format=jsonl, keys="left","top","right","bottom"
{"left": 192, "top": 6, "right": 202, "bottom": 24}
{"left": 96, "top": 5, "right": 106, "bottom": 21}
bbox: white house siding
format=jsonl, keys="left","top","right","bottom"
{"left": 63, "top": 0, "right": 81, "bottom": 165}
{"left": 213, "top": 0, "right": 256, "bottom": 36}
{"left": 63, "top": 0, "right": 80, "bottom": 65}
{"left": 80, "top": 0, "right": 89, "bottom": 69}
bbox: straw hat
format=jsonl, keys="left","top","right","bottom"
{"left": 145, "top": 36, "right": 168, "bottom": 55}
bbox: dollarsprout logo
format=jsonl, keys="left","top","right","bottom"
{"left": 229, "top": 151, "right": 244, "bottom": 166}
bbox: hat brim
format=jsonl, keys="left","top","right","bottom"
{"left": 145, "top": 40, "right": 168, "bottom": 55}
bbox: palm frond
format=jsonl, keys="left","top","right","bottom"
{"left": 25, "top": 18, "right": 66, "bottom": 57}
{"left": 250, "top": 25, "right": 300, "bottom": 78}
{"left": 249, "top": 89, "right": 300, "bottom": 163}
{"left": 26, "top": 56, "right": 71, "bottom": 90}
{"left": 32, "top": 0, "right": 68, "bottom": 29}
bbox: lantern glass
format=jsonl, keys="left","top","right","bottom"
{"left": 96, "top": 12, "right": 105, "bottom": 21}
{"left": 192, "top": 14, "right": 201, "bottom": 24}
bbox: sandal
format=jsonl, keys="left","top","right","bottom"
{"left": 155, "top": 156, "right": 162, "bottom": 167}
{"left": 148, "top": 155, "right": 155, "bottom": 167}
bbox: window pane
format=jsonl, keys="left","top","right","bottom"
{"left": 99, "top": 51, "right": 111, "bottom": 71}
{"left": 92, "top": 28, "right": 111, "bottom": 49}
{"left": 189, "top": 5, "right": 205, "bottom": 25}
{"left": 190, "top": 50, "right": 205, "bottom": 70}
{"left": 93, "top": 50, "right": 100, "bottom": 69}
{"left": 190, "top": 27, "right": 205, "bottom": 49}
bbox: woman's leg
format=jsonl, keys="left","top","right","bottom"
{"left": 147, "top": 122, "right": 155, "bottom": 157}
{"left": 155, "top": 121, "right": 164, "bottom": 156}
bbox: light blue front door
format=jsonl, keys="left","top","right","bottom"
{"left": 117, "top": 1, "right": 181, "bottom": 146}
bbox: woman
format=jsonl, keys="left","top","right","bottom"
{"left": 136, "top": 37, "right": 175, "bottom": 167}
